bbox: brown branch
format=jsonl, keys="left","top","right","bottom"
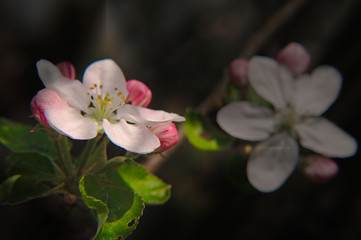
{"left": 143, "top": 0, "right": 309, "bottom": 173}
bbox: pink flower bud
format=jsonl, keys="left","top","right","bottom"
{"left": 56, "top": 61, "right": 76, "bottom": 79}
{"left": 277, "top": 42, "right": 311, "bottom": 75}
{"left": 126, "top": 79, "right": 152, "bottom": 107}
{"left": 150, "top": 122, "right": 179, "bottom": 153}
{"left": 302, "top": 155, "right": 339, "bottom": 183}
{"left": 31, "top": 88, "right": 63, "bottom": 127}
{"left": 229, "top": 58, "right": 249, "bottom": 86}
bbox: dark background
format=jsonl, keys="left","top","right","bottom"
{"left": 0, "top": 0, "right": 361, "bottom": 239}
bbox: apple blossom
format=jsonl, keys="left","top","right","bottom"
{"left": 35, "top": 58, "right": 185, "bottom": 154}
{"left": 217, "top": 55, "right": 357, "bottom": 192}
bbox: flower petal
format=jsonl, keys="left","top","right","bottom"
{"left": 45, "top": 101, "right": 98, "bottom": 140}
{"left": 247, "top": 133, "right": 299, "bottom": 192}
{"left": 248, "top": 56, "right": 289, "bottom": 109}
{"left": 116, "top": 105, "right": 185, "bottom": 127}
{"left": 216, "top": 101, "right": 275, "bottom": 141}
{"left": 31, "top": 88, "right": 63, "bottom": 127}
{"left": 296, "top": 117, "right": 358, "bottom": 158}
{"left": 37, "top": 59, "right": 90, "bottom": 111}
{"left": 293, "top": 66, "right": 342, "bottom": 116}
{"left": 83, "top": 59, "right": 128, "bottom": 103}
{"left": 37, "top": 59, "right": 65, "bottom": 87}
{"left": 103, "top": 119, "right": 160, "bottom": 154}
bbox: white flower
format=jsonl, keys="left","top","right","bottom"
{"left": 36, "top": 59, "right": 185, "bottom": 154}
{"left": 217, "top": 56, "right": 357, "bottom": 192}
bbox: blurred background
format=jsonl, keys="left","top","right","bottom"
{"left": 0, "top": 0, "right": 361, "bottom": 239}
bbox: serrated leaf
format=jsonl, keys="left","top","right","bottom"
{"left": 118, "top": 159, "right": 171, "bottom": 205}
{"left": 0, "top": 118, "right": 56, "bottom": 159}
{"left": 184, "top": 109, "right": 233, "bottom": 151}
{"left": 80, "top": 171, "right": 144, "bottom": 240}
{"left": 0, "top": 152, "right": 61, "bottom": 204}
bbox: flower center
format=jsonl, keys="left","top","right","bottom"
{"left": 274, "top": 106, "right": 300, "bottom": 137}
{"left": 85, "top": 83, "right": 126, "bottom": 124}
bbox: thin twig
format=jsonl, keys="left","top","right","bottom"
{"left": 143, "top": 0, "right": 309, "bottom": 173}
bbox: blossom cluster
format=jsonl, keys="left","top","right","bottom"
{"left": 217, "top": 43, "right": 358, "bottom": 192}
{"left": 31, "top": 59, "right": 185, "bottom": 154}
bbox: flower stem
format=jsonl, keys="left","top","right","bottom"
{"left": 52, "top": 134, "right": 72, "bottom": 178}
{"left": 59, "top": 135, "right": 74, "bottom": 177}
{"left": 76, "top": 135, "right": 102, "bottom": 179}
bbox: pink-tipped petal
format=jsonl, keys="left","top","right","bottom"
{"left": 57, "top": 61, "right": 76, "bottom": 79}
{"left": 126, "top": 79, "right": 152, "bottom": 107}
{"left": 103, "top": 119, "right": 160, "bottom": 154}
{"left": 277, "top": 42, "right": 311, "bottom": 75}
{"left": 31, "top": 88, "right": 63, "bottom": 127}
{"left": 37, "top": 59, "right": 90, "bottom": 112}
{"left": 229, "top": 58, "right": 249, "bottom": 86}
{"left": 151, "top": 122, "right": 179, "bottom": 153}
{"left": 302, "top": 155, "right": 339, "bottom": 183}
{"left": 45, "top": 101, "right": 98, "bottom": 140}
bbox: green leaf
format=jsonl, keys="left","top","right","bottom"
{"left": 0, "top": 118, "right": 56, "bottom": 159}
{"left": 118, "top": 159, "right": 171, "bottom": 205}
{"left": 247, "top": 87, "right": 273, "bottom": 108}
{"left": 184, "top": 109, "right": 233, "bottom": 151}
{"left": 80, "top": 171, "right": 144, "bottom": 240}
{"left": 0, "top": 152, "right": 61, "bottom": 204}
{"left": 224, "top": 84, "right": 242, "bottom": 104}
{"left": 100, "top": 193, "right": 143, "bottom": 240}
{"left": 79, "top": 177, "right": 109, "bottom": 238}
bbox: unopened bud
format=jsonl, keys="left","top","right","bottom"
{"left": 229, "top": 58, "right": 249, "bottom": 86}
{"left": 56, "top": 61, "right": 76, "bottom": 79}
{"left": 277, "top": 42, "right": 311, "bottom": 75}
{"left": 126, "top": 80, "right": 152, "bottom": 107}
{"left": 31, "top": 89, "right": 63, "bottom": 127}
{"left": 302, "top": 155, "right": 339, "bottom": 183}
{"left": 151, "top": 122, "right": 179, "bottom": 153}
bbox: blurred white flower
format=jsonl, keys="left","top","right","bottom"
{"left": 217, "top": 56, "right": 357, "bottom": 192}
